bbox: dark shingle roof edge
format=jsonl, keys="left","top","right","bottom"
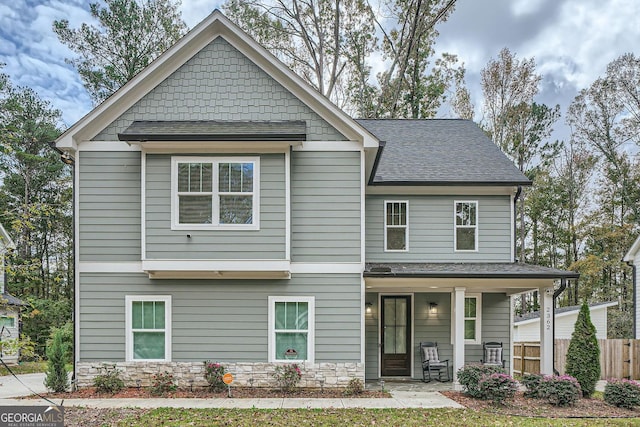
{"left": 364, "top": 262, "right": 579, "bottom": 279}
{"left": 2, "top": 292, "right": 27, "bottom": 306}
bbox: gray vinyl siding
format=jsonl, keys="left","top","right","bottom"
{"left": 79, "top": 151, "right": 141, "bottom": 261}
{"left": 291, "top": 151, "right": 361, "bottom": 262}
{"left": 78, "top": 273, "right": 361, "bottom": 362}
{"left": 94, "top": 37, "right": 345, "bottom": 142}
{"left": 145, "top": 153, "right": 286, "bottom": 259}
{"left": 366, "top": 195, "right": 512, "bottom": 262}
{"left": 365, "top": 292, "right": 510, "bottom": 379}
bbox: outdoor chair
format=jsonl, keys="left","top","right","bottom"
{"left": 420, "top": 341, "right": 450, "bottom": 382}
{"left": 481, "top": 341, "right": 505, "bottom": 367}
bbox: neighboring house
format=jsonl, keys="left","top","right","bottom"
{"left": 55, "top": 11, "right": 578, "bottom": 387}
{"left": 0, "top": 223, "right": 25, "bottom": 365}
{"left": 513, "top": 301, "right": 617, "bottom": 341}
{"left": 624, "top": 236, "right": 640, "bottom": 339}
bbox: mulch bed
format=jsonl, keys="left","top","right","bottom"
{"left": 42, "top": 386, "right": 389, "bottom": 399}
{"left": 442, "top": 391, "right": 640, "bottom": 418}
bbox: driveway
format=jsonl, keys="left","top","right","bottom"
{"left": 0, "top": 372, "right": 47, "bottom": 398}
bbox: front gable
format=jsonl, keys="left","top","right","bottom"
{"left": 93, "top": 37, "right": 346, "bottom": 142}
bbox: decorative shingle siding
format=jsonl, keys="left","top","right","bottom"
{"left": 79, "top": 151, "right": 141, "bottom": 261}
{"left": 94, "top": 37, "right": 345, "bottom": 141}
{"left": 366, "top": 195, "right": 512, "bottom": 262}
{"left": 291, "top": 151, "right": 361, "bottom": 262}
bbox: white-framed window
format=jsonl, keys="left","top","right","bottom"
{"left": 0, "top": 316, "right": 15, "bottom": 328}
{"left": 268, "top": 296, "right": 315, "bottom": 363}
{"left": 464, "top": 294, "right": 481, "bottom": 344}
{"left": 385, "top": 201, "right": 408, "bottom": 251}
{"left": 171, "top": 156, "right": 260, "bottom": 230}
{"left": 125, "top": 295, "right": 171, "bottom": 361}
{"left": 455, "top": 201, "right": 478, "bottom": 251}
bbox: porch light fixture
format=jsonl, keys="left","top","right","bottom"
{"left": 365, "top": 302, "right": 372, "bottom": 313}
{"left": 429, "top": 302, "right": 438, "bottom": 314}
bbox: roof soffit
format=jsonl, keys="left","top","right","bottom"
{"left": 55, "top": 11, "right": 378, "bottom": 151}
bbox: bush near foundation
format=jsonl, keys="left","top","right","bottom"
{"left": 457, "top": 365, "right": 506, "bottom": 398}
{"left": 604, "top": 378, "right": 640, "bottom": 409}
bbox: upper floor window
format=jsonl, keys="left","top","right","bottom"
{"left": 385, "top": 201, "right": 408, "bottom": 251}
{"left": 455, "top": 201, "right": 477, "bottom": 251}
{"left": 171, "top": 157, "right": 260, "bottom": 230}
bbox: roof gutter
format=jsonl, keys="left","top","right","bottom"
{"left": 514, "top": 186, "right": 523, "bottom": 262}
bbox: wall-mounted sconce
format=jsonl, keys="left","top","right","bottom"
{"left": 365, "top": 302, "right": 372, "bottom": 313}
{"left": 429, "top": 302, "right": 438, "bottom": 314}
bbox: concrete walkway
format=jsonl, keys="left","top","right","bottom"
{"left": 0, "top": 374, "right": 463, "bottom": 409}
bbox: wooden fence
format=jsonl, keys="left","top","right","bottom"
{"left": 513, "top": 340, "right": 640, "bottom": 380}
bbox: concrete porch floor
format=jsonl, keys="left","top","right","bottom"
{"left": 366, "top": 378, "right": 454, "bottom": 393}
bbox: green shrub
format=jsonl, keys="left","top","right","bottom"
{"left": 604, "top": 379, "right": 640, "bottom": 409}
{"left": 565, "top": 302, "right": 600, "bottom": 397}
{"left": 44, "top": 328, "right": 69, "bottom": 392}
{"left": 457, "top": 364, "right": 506, "bottom": 398}
{"left": 522, "top": 373, "right": 544, "bottom": 398}
{"left": 93, "top": 364, "right": 125, "bottom": 394}
{"left": 540, "top": 375, "right": 581, "bottom": 407}
{"left": 273, "top": 363, "right": 302, "bottom": 393}
{"left": 343, "top": 378, "right": 365, "bottom": 396}
{"left": 203, "top": 361, "right": 226, "bottom": 391}
{"left": 149, "top": 371, "right": 177, "bottom": 396}
{"left": 477, "top": 373, "right": 518, "bottom": 404}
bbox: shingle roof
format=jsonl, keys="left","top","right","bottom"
{"left": 118, "top": 120, "right": 307, "bottom": 142}
{"left": 2, "top": 292, "right": 27, "bottom": 306}
{"left": 356, "top": 119, "right": 531, "bottom": 186}
{"left": 364, "top": 262, "right": 579, "bottom": 279}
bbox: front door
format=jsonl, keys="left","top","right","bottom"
{"left": 381, "top": 295, "right": 411, "bottom": 376}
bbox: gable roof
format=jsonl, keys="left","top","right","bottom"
{"left": 357, "top": 119, "right": 531, "bottom": 186}
{"left": 55, "top": 10, "right": 377, "bottom": 151}
{"left": 514, "top": 301, "right": 618, "bottom": 325}
{"left": 0, "top": 223, "right": 15, "bottom": 252}
{"left": 624, "top": 234, "right": 640, "bottom": 262}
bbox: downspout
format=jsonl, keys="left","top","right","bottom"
{"left": 552, "top": 278, "right": 568, "bottom": 375}
{"left": 48, "top": 142, "right": 76, "bottom": 388}
{"left": 625, "top": 261, "right": 636, "bottom": 339}
{"left": 513, "top": 186, "right": 523, "bottom": 262}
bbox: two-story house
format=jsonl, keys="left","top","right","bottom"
{"left": 55, "top": 11, "right": 577, "bottom": 388}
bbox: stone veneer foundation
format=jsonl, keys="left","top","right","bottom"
{"left": 76, "top": 361, "right": 365, "bottom": 389}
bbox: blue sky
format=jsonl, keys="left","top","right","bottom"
{"left": 1, "top": 0, "right": 639, "bottom": 138}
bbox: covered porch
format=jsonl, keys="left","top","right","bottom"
{"left": 363, "top": 262, "right": 579, "bottom": 385}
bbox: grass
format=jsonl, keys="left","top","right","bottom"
{"left": 0, "top": 361, "right": 47, "bottom": 376}
{"left": 117, "top": 408, "right": 640, "bottom": 426}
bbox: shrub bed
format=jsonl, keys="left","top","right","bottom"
{"left": 604, "top": 378, "right": 640, "bottom": 409}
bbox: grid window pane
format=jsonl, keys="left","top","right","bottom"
{"left": 133, "top": 332, "right": 165, "bottom": 359}
{"left": 132, "top": 301, "right": 165, "bottom": 329}
{"left": 178, "top": 163, "right": 212, "bottom": 192}
{"left": 386, "top": 202, "right": 406, "bottom": 226}
{"left": 465, "top": 298, "right": 476, "bottom": 317}
{"left": 179, "top": 195, "right": 212, "bottom": 224}
{"left": 275, "top": 302, "right": 308, "bottom": 330}
{"left": 219, "top": 163, "right": 253, "bottom": 193}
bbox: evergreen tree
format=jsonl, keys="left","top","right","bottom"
{"left": 44, "top": 328, "right": 69, "bottom": 392}
{"left": 565, "top": 301, "right": 601, "bottom": 397}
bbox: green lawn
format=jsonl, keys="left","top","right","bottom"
{"left": 117, "top": 408, "right": 640, "bottom": 426}
{"left": 0, "top": 361, "right": 47, "bottom": 376}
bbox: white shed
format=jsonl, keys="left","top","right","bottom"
{"left": 513, "top": 301, "right": 618, "bottom": 341}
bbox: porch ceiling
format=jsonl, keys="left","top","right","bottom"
{"left": 364, "top": 262, "right": 578, "bottom": 294}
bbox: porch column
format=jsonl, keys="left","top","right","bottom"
{"left": 453, "top": 287, "right": 466, "bottom": 386}
{"left": 539, "top": 286, "right": 554, "bottom": 375}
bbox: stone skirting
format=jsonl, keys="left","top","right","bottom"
{"left": 76, "top": 361, "right": 365, "bottom": 389}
